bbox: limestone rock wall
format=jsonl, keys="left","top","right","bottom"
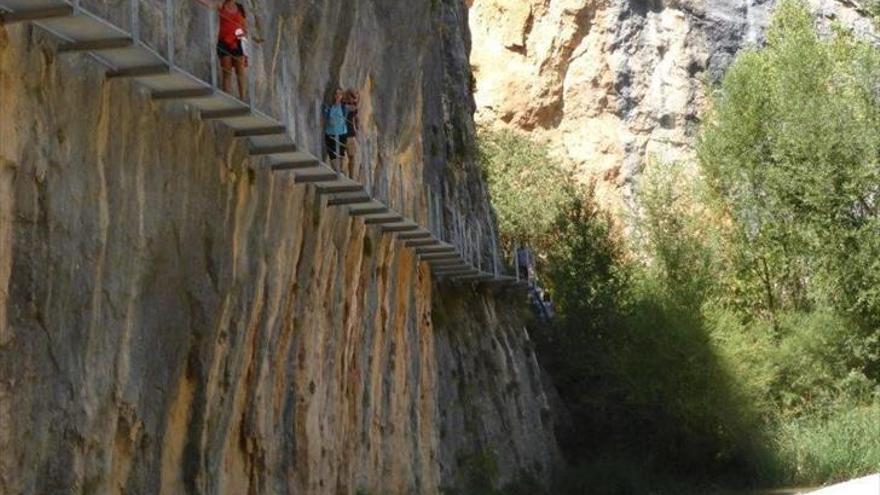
{"left": 469, "top": 0, "right": 878, "bottom": 215}
{"left": 0, "top": 0, "right": 561, "bottom": 493}
{"left": 433, "top": 290, "right": 560, "bottom": 490}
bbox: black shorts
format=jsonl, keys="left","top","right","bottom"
{"left": 217, "top": 41, "right": 244, "bottom": 58}
{"left": 325, "top": 134, "right": 347, "bottom": 159}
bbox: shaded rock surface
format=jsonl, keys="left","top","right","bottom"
{"left": 469, "top": 0, "right": 877, "bottom": 215}
{"left": 0, "top": 1, "right": 561, "bottom": 493}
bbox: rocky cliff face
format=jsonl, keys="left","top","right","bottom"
{"left": 469, "top": 0, "right": 877, "bottom": 214}
{"left": 0, "top": 1, "right": 560, "bottom": 493}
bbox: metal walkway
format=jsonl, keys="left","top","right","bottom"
{"left": 0, "top": 0, "right": 526, "bottom": 286}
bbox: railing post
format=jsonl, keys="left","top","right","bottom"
{"left": 492, "top": 231, "right": 499, "bottom": 278}
{"left": 246, "top": 20, "right": 257, "bottom": 108}
{"left": 397, "top": 170, "right": 405, "bottom": 217}
{"left": 488, "top": 209, "right": 499, "bottom": 278}
{"left": 414, "top": 184, "right": 420, "bottom": 228}
{"left": 431, "top": 192, "right": 435, "bottom": 235}
{"left": 469, "top": 220, "right": 473, "bottom": 264}
{"left": 423, "top": 187, "right": 429, "bottom": 234}
{"left": 454, "top": 208, "right": 461, "bottom": 254}
{"left": 466, "top": 218, "right": 471, "bottom": 265}
{"left": 460, "top": 210, "right": 465, "bottom": 256}
{"left": 455, "top": 206, "right": 467, "bottom": 259}
{"left": 209, "top": 6, "right": 218, "bottom": 90}
{"left": 364, "top": 143, "right": 372, "bottom": 197}
{"left": 165, "top": 0, "right": 174, "bottom": 67}
{"left": 465, "top": 218, "right": 471, "bottom": 265}
{"left": 418, "top": 186, "right": 424, "bottom": 230}
{"left": 430, "top": 188, "right": 436, "bottom": 237}
{"left": 462, "top": 212, "right": 467, "bottom": 260}
{"left": 461, "top": 217, "right": 468, "bottom": 263}
{"left": 427, "top": 187, "right": 435, "bottom": 237}
{"left": 247, "top": 45, "right": 256, "bottom": 108}
{"left": 129, "top": 0, "right": 139, "bottom": 42}
{"left": 359, "top": 136, "right": 368, "bottom": 195}
{"left": 471, "top": 221, "right": 477, "bottom": 267}
{"left": 515, "top": 245, "right": 521, "bottom": 281}
{"left": 477, "top": 223, "right": 483, "bottom": 272}
{"left": 436, "top": 189, "right": 443, "bottom": 239}
{"left": 315, "top": 100, "right": 322, "bottom": 159}
{"left": 281, "top": 56, "right": 295, "bottom": 148}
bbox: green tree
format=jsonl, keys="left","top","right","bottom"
{"left": 699, "top": 0, "right": 880, "bottom": 321}
{"left": 476, "top": 127, "right": 575, "bottom": 255}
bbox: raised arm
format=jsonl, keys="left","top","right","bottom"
{"left": 192, "top": 0, "right": 222, "bottom": 9}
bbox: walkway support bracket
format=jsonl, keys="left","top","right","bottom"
{"left": 0, "top": 5, "right": 73, "bottom": 24}
{"left": 429, "top": 260, "right": 469, "bottom": 268}
{"left": 366, "top": 216, "right": 404, "bottom": 225}
{"left": 349, "top": 207, "right": 389, "bottom": 217}
{"left": 405, "top": 239, "right": 440, "bottom": 248}
{"left": 107, "top": 64, "right": 169, "bottom": 79}
{"left": 416, "top": 246, "right": 456, "bottom": 254}
{"left": 201, "top": 108, "right": 251, "bottom": 120}
{"left": 272, "top": 160, "right": 320, "bottom": 171}
{"left": 235, "top": 126, "right": 287, "bottom": 137}
{"left": 317, "top": 185, "right": 364, "bottom": 195}
{"left": 382, "top": 224, "right": 417, "bottom": 232}
{"left": 328, "top": 195, "right": 373, "bottom": 206}
{"left": 437, "top": 268, "right": 480, "bottom": 277}
{"left": 419, "top": 253, "right": 461, "bottom": 261}
{"left": 294, "top": 173, "right": 337, "bottom": 184}
{"left": 250, "top": 144, "right": 298, "bottom": 156}
{"left": 59, "top": 37, "right": 133, "bottom": 53}
{"left": 397, "top": 232, "right": 432, "bottom": 241}
{"left": 454, "top": 273, "right": 494, "bottom": 282}
{"left": 152, "top": 88, "right": 214, "bottom": 100}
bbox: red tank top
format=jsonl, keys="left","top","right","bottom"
{"left": 218, "top": 3, "right": 245, "bottom": 47}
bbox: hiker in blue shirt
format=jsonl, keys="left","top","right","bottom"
{"left": 323, "top": 88, "right": 349, "bottom": 172}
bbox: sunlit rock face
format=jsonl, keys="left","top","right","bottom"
{"left": 469, "top": 0, "right": 877, "bottom": 215}
{"left": 0, "top": 1, "right": 561, "bottom": 493}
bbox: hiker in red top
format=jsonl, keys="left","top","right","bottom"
{"left": 194, "top": 0, "right": 248, "bottom": 100}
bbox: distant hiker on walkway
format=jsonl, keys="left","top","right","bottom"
{"left": 194, "top": 0, "right": 248, "bottom": 99}
{"left": 323, "top": 88, "right": 349, "bottom": 172}
{"left": 517, "top": 246, "right": 535, "bottom": 284}
{"left": 343, "top": 89, "right": 360, "bottom": 178}
{"left": 542, "top": 291, "right": 555, "bottom": 320}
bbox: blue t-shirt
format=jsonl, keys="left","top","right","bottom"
{"left": 324, "top": 104, "right": 348, "bottom": 136}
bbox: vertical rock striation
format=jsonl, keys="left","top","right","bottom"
{"left": 0, "top": 1, "right": 560, "bottom": 493}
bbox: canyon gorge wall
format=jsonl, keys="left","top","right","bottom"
{"left": 469, "top": 0, "right": 878, "bottom": 214}
{"left": 0, "top": 0, "right": 561, "bottom": 493}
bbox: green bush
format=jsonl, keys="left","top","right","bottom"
{"left": 476, "top": 127, "right": 575, "bottom": 256}
{"left": 546, "top": 189, "right": 625, "bottom": 332}
{"left": 633, "top": 161, "right": 746, "bottom": 315}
